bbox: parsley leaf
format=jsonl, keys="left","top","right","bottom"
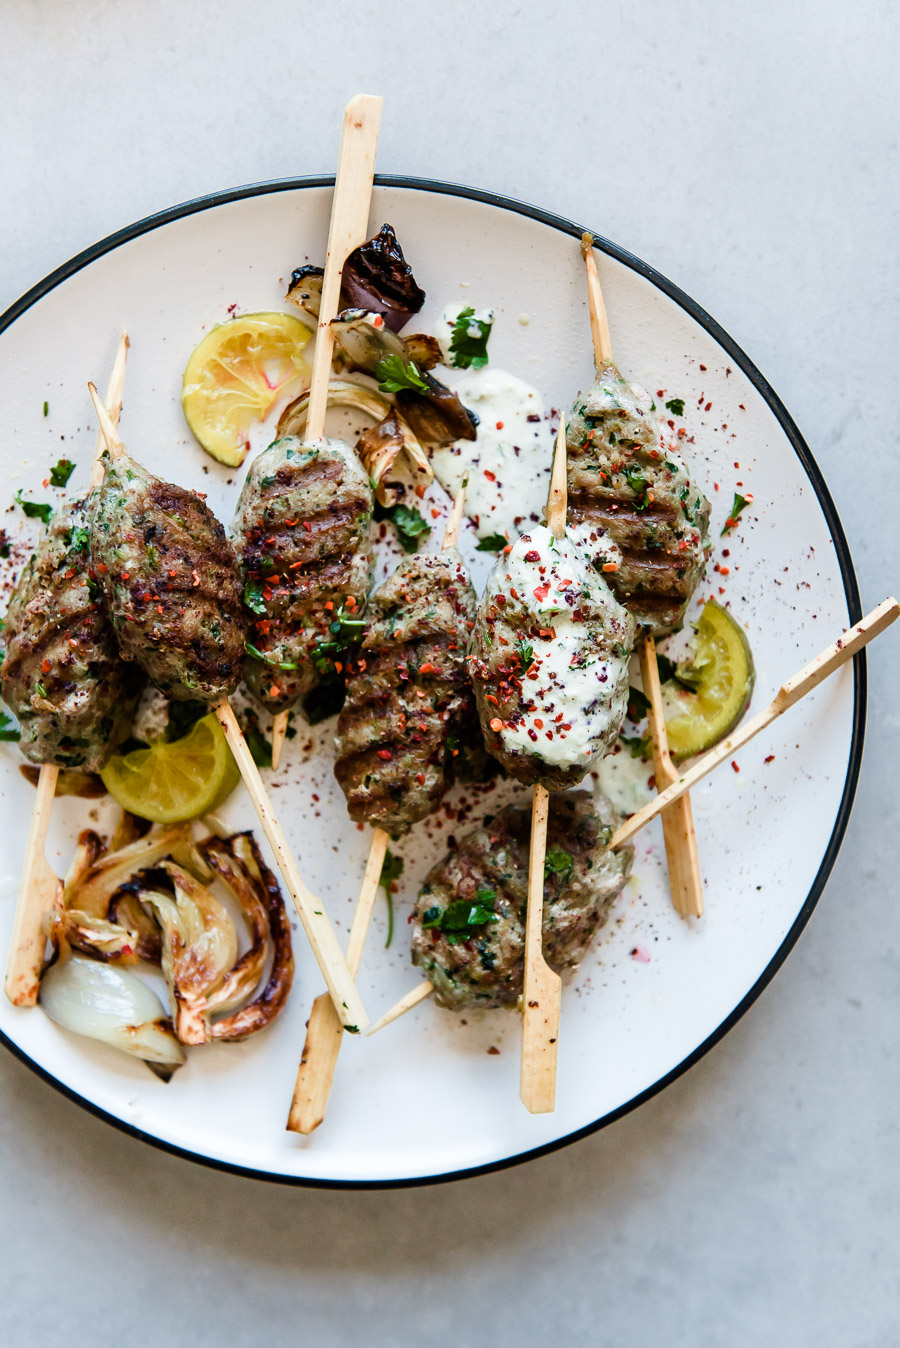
{"left": 626, "top": 686, "right": 651, "bottom": 722}
{"left": 375, "top": 354, "right": 429, "bottom": 395}
{"left": 421, "top": 891, "right": 499, "bottom": 945}
{"left": 475, "top": 533, "right": 508, "bottom": 553}
{"left": 66, "top": 524, "right": 91, "bottom": 553}
{"left": 721, "top": 492, "right": 751, "bottom": 535}
{"left": 379, "top": 849, "right": 404, "bottom": 949}
{"left": 49, "top": 458, "right": 75, "bottom": 488}
{"left": 665, "top": 398, "right": 685, "bottom": 416}
{"left": 623, "top": 467, "right": 650, "bottom": 511}
{"left": 245, "top": 642, "right": 298, "bottom": 670}
{"left": 621, "top": 733, "right": 652, "bottom": 761}
{"left": 42, "top": 401, "right": 49, "bottom": 417}
{"left": 0, "top": 711, "right": 20, "bottom": 743}
{"left": 374, "top": 501, "right": 431, "bottom": 553}
{"left": 448, "top": 306, "right": 493, "bottom": 369}
{"left": 243, "top": 579, "right": 268, "bottom": 616}
{"left": 515, "top": 638, "right": 534, "bottom": 673}
{"left": 544, "top": 845, "right": 573, "bottom": 877}
{"left": 15, "top": 490, "right": 52, "bottom": 524}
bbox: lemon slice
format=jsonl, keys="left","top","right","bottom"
{"left": 100, "top": 714, "right": 241, "bottom": 823}
{"left": 182, "top": 312, "right": 313, "bottom": 467}
{"left": 662, "top": 600, "right": 755, "bottom": 760}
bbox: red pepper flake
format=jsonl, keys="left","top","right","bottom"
{"left": 489, "top": 717, "right": 503, "bottom": 732}
{"left": 157, "top": 605, "right": 164, "bottom": 614}
{"left": 345, "top": 596, "right": 357, "bottom": 610}
{"left": 357, "top": 659, "right": 366, "bottom": 672}
{"left": 419, "top": 661, "right": 437, "bottom": 674}
{"left": 324, "top": 600, "right": 334, "bottom": 611}
{"left": 630, "top": 946, "right": 651, "bottom": 964}
{"left": 414, "top": 484, "right": 425, "bottom": 499}
{"left": 377, "top": 748, "right": 392, "bottom": 761}
{"left": 602, "top": 561, "right": 618, "bottom": 573}
{"left": 705, "top": 401, "right": 712, "bottom": 412}
{"left": 765, "top": 755, "right": 775, "bottom": 763}
{"left": 372, "top": 314, "right": 384, "bottom": 328}
{"left": 97, "top": 563, "right": 108, "bottom": 574}
{"left": 483, "top": 470, "right": 496, "bottom": 482}
{"left": 143, "top": 592, "right": 152, "bottom": 601}
{"left": 192, "top": 570, "right": 200, "bottom": 587}
{"left": 269, "top": 684, "right": 280, "bottom": 697}
{"left": 495, "top": 421, "right": 504, "bottom": 430}
{"left": 168, "top": 569, "right": 177, "bottom": 577}
{"left": 302, "top": 521, "right": 312, "bottom": 532}
{"left": 41, "top": 659, "right": 50, "bottom": 673}
{"left": 416, "top": 772, "right": 425, "bottom": 785}
{"left": 524, "top": 549, "right": 540, "bottom": 563}
{"left": 534, "top": 718, "right": 544, "bottom": 729}
{"left": 485, "top": 693, "right": 499, "bottom": 706}
{"left": 699, "top": 364, "right": 707, "bottom": 371}
{"left": 121, "top": 572, "right": 130, "bottom": 580}
{"left": 533, "top": 582, "right": 551, "bottom": 602}
{"left": 68, "top": 638, "right": 78, "bottom": 648}
{"left": 431, "top": 508, "right": 441, "bottom": 519}
{"left": 731, "top": 761, "right": 740, "bottom": 773}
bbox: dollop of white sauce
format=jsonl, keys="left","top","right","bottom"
{"left": 429, "top": 367, "right": 555, "bottom": 540}
{"left": 484, "top": 525, "right": 632, "bottom": 770}
{"left": 593, "top": 747, "right": 655, "bottom": 816}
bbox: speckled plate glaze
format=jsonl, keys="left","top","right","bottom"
{"left": 0, "top": 178, "right": 863, "bottom": 1186}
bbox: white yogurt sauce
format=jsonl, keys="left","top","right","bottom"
{"left": 482, "top": 525, "right": 632, "bottom": 771}
{"left": 593, "top": 746, "right": 655, "bottom": 817}
{"left": 429, "top": 362, "right": 555, "bottom": 541}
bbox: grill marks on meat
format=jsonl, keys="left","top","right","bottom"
{"left": 411, "top": 791, "right": 632, "bottom": 1009}
{"left": 334, "top": 550, "right": 477, "bottom": 833}
{"left": 91, "top": 453, "right": 246, "bottom": 702}
{"left": 232, "top": 438, "right": 373, "bottom": 712}
{"left": 1, "top": 496, "right": 143, "bottom": 768}
{"left": 567, "top": 360, "right": 711, "bottom": 636}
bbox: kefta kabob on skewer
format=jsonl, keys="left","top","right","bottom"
{"left": 569, "top": 234, "right": 712, "bottom": 917}
{"left": 470, "top": 418, "right": 635, "bottom": 1111}
{"left": 86, "top": 386, "right": 366, "bottom": 1031}
{"left": 246, "top": 93, "right": 382, "bottom": 772}
{"left": 3, "top": 335, "right": 142, "bottom": 1006}
{"left": 368, "top": 596, "right": 900, "bottom": 1038}
{"left": 287, "top": 483, "right": 475, "bottom": 1134}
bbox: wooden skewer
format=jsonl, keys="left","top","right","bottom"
{"left": 87, "top": 383, "right": 368, "bottom": 1032}
{"left": 582, "top": 232, "right": 704, "bottom": 919}
{"left": 610, "top": 596, "right": 900, "bottom": 850}
{"left": 369, "top": 595, "right": 900, "bottom": 1034}
{"left": 287, "top": 480, "right": 466, "bottom": 1133}
{"left": 520, "top": 422, "right": 568, "bottom": 1115}
{"left": 4, "top": 334, "right": 129, "bottom": 1007}
{"left": 271, "top": 92, "right": 382, "bottom": 771}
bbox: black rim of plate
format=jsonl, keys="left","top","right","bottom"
{"left": 0, "top": 174, "right": 866, "bottom": 1189}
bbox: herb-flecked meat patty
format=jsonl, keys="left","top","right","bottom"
{"left": 1, "top": 496, "right": 143, "bottom": 769}
{"left": 567, "top": 360, "right": 711, "bottom": 636}
{"left": 333, "top": 549, "right": 477, "bottom": 833}
{"left": 90, "top": 452, "right": 246, "bottom": 702}
{"left": 231, "top": 437, "right": 373, "bottom": 714}
{"left": 411, "top": 790, "right": 632, "bottom": 1010}
{"left": 468, "top": 524, "right": 634, "bottom": 791}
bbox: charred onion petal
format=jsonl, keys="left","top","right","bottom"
{"left": 356, "top": 413, "right": 431, "bottom": 507}
{"left": 341, "top": 224, "right": 426, "bottom": 333}
{"left": 285, "top": 264, "right": 324, "bottom": 321}
{"left": 403, "top": 333, "right": 443, "bottom": 371}
{"left": 199, "top": 832, "right": 294, "bottom": 1041}
{"left": 331, "top": 309, "right": 410, "bottom": 375}
{"left": 40, "top": 954, "right": 186, "bottom": 1080}
{"left": 396, "top": 370, "right": 479, "bottom": 447}
{"left": 276, "top": 378, "right": 393, "bottom": 440}
{"left": 145, "top": 862, "right": 239, "bottom": 1046}
{"left": 62, "top": 824, "right": 192, "bottom": 920}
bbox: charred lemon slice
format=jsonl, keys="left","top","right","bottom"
{"left": 182, "top": 312, "right": 313, "bottom": 467}
{"left": 100, "top": 714, "right": 240, "bottom": 823}
{"left": 662, "top": 600, "right": 755, "bottom": 760}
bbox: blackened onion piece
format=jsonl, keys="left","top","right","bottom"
{"left": 286, "top": 264, "right": 324, "bottom": 321}
{"left": 331, "top": 308, "right": 409, "bottom": 374}
{"left": 403, "top": 333, "right": 443, "bottom": 371}
{"left": 396, "top": 371, "right": 479, "bottom": 447}
{"left": 341, "top": 224, "right": 425, "bottom": 333}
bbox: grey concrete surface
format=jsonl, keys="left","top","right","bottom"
{"left": 1, "top": 2, "right": 898, "bottom": 1344}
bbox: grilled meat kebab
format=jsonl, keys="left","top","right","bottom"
{"left": 567, "top": 363, "right": 711, "bottom": 635}
{"left": 90, "top": 451, "right": 246, "bottom": 702}
{"left": 232, "top": 437, "right": 374, "bottom": 714}
{"left": 411, "top": 790, "right": 632, "bottom": 1010}
{"left": 334, "top": 549, "right": 477, "bottom": 833}
{"left": 468, "top": 524, "right": 634, "bottom": 789}
{"left": 1, "top": 497, "right": 143, "bottom": 769}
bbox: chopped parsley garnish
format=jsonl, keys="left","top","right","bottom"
{"left": 721, "top": 492, "right": 751, "bottom": 535}
{"left": 15, "top": 490, "right": 52, "bottom": 524}
{"left": 621, "top": 733, "right": 652, "bottom": 761}
{"left": 86, "top": 576, "right": 103, "bottom": 601}
{"left": 622, "top": 467, "right": 650, "bottom": 511}
{"left": 375, "top": 354, "right": 429, "bottom": 395}
{"left": 244, "top": 642, "right": 298, "bottom": 670}
{"left": 374, "top": 500, "right": 431, "bottom": 553}
{"left": 544, "top": 845, "right": 573, "bottom": 877}
{"left": 42, "top": 401, "right": 49, "bottom": 417}
{"left": 422, "top": 889, "right": 499, "bottom": 944}
{"left": 379, "top": 849, "right": 404, "bottom": 949}
{"left": 475, "top": 534, "right": 508, "bottom": 553}
{"left": 243, "top": 579, "right": 268, "bottom": 615}
{"left": 515, "top": 638, "right": 534, "bottom": 673}
{"left": 49, "top": 458, "right": 75, "bottom": 488}
{"left": 665, "top": 398, "right": 685, "bottom": 416}
{"left": 448, "top": 306, "right": 493, "bottom": 370}
{"left": 311, "top": 604, "right": 367, "bottom": 676}
{"left": 626, "top": 685, "right": 651, "bottom": 722}
{"left": 35, "top": 681, "right": 48, "bottom": 699}
{"left": 66, "top": 524, "right": 91, "bottom": 553}
{"left": 0, "top": 711, "right": 20, "bottom": 743}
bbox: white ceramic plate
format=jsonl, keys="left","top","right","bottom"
{"left": 0, "top": 178, "right": 863, "bottom": 1186}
